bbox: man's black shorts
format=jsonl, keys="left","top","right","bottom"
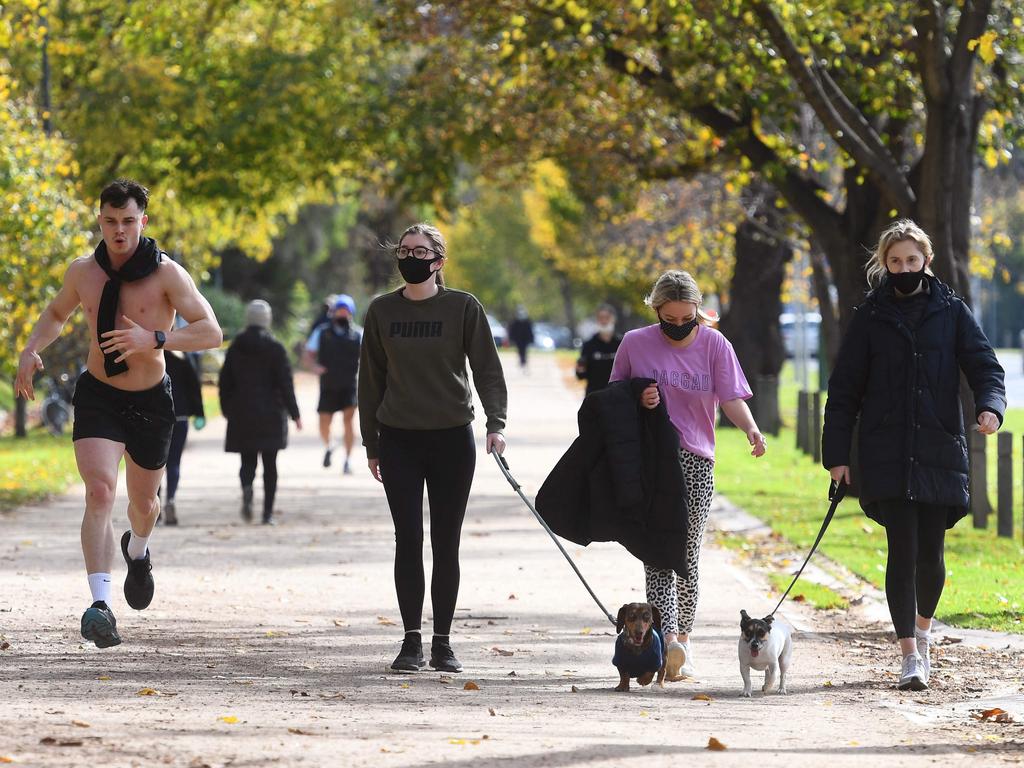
{"left": 72, "top": 371, "right": 175, "bottom": 470}
{"left": 317, "top": 385, "right": 356, "bottom": 414}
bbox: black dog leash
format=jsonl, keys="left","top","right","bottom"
{"left": 769, "top": 480, "right": 847, "bottom": 617}
{"left": 491, "top": 452, "right": 617, "bottom": 627}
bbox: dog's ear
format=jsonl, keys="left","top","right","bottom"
{"left": 650, "top": 604, "right": 662, "bottom": 633}
{"left": 616, "top": 604, "right": 629, "bottom": 633}
{"left": 763, "top": 615, "right": 775, "bottom": 626}
{"left": 740, "top": 609, "right": 750, "bottom": 626}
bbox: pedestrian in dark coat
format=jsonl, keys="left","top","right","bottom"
{"left": 161, "top": 348, "right": 206, "bottom": 526}
{"left": 218, "top": 300, "right": 302, "bottom": 525}
{"left": 822, "top": 219, "right": 1005, "bottom": 692}
{"left": 536, "top": 378, "right": 688, "bottom": 574}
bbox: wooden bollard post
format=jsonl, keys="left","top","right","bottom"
{"left": 797, "top": 391, "right": 809, "bottom": 454}
{"left": 811, "top": 391, "right": 822, "bottom": 464}
{"left": 970, "top": 430, "right": 991, "bottom": 529}
{"left": 997, "top": 432, "right": 1013, "bottom": 538}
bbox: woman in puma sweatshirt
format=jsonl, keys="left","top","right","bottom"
{"left": 358, "top": 223, "right": 508, "bottom": 676}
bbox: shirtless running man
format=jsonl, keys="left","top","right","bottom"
{"left": 14, "top": 179, "right": 222, "bottom": 647}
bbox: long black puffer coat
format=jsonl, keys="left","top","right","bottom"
{"left": 822, "top": 275, "right": 1006, "bottom": 527}
{"left": 218, "top": 326, "right": 301, "bottom": 453}
{"left": 535, "top": 378, "right": 689, "bottom": 574}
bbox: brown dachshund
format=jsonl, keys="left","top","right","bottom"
{"left": 613, "top": 602, "right": 667, "bottom": 692}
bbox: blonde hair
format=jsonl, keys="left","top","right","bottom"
{"left": 644, "top": 270, "right": 713, "bottom": 323}
{"left": 865, "top": 219, "right": 934, "bottom": 288}
{"left": 391, "top": 222, "right": 447, "bottom": 287}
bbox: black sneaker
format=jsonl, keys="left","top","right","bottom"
{"left": 323, "top": 448, "right": 333, "bottom": 468}
{"left": 241, "top": 485, "right": 253, "bottom": 522}
{"left": 80, "top": 601, "right": 122, "bottom": 648}
{"left": 120, "top": 530, "right": 154, "bottom": 610}
{"left": 390, "top": 634, "right": 426, "bottom": 672}
{"left": 430, "top": 638, "right": 463, "bottom": 673}
{"left": 262, "top": 511, "right": 276, "bottom": 526}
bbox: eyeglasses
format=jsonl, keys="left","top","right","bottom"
{"left": 395, "top": 245, "right": 440, "bottom": 260}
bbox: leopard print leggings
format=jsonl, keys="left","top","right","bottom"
{"left": 644, "top": 448, "right": 715, "bottom": 635}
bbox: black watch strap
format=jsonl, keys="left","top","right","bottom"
{"left": 154, "top": 330, "right": 166, "bottom": 350}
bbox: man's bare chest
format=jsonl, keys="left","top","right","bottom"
{"left": 79, "top": 264, "right": 172, "bottom": 330}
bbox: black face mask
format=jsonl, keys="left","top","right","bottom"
{"left": 333, "top": 317, "right": 349, "bottom": 330}
{"left": 660, "top": 316, "right": 698, "bottom": 341}
{"left": 397, "top": 255, "right": 442, "bottom": 285}
{"left": 888, "top": 267, "right": 926, "bottom": 294}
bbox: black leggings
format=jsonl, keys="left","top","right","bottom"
{"left": 378, "top": 423, "right": 476, "bottom": 636}
{"left": 240, "top": 450, "right": 278, "bottom": 515}
{"left": 877, "top": 500, "right": 948, "bottom": 638}
{"left": 165, "top": 419, "right": 189, "bottom": 499}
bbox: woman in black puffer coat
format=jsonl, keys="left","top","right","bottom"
{"left": 219, "top": 300, "right": 302, "bottom": 525}
{"left": 822, "top": 220, "right": 1005, "bottom": 693}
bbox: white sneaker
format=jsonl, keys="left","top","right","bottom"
{"left": 914, "top": 631, "right": 931, "bottom": 683}
{"left": 898, "top": 653, "right": 928, "bottom": 691}
{"left": 679, "top": 639, "right": 696, "bottom": 677}
{"left": 664, "top": 641, "right": 686, "bottom": 680}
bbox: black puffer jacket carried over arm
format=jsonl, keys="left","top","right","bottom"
{"left": 822, "top": 276, "right": 1006, "bottom": 527}
{"left": 535, "top": 378, "right": 689, "bottom": 574}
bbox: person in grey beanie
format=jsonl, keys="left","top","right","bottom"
{"left": 218, "top": 300, "right": 302, "bottom": 524}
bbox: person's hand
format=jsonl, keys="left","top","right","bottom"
{"left": 640, "top": 384, "right": 660, "bottom": 409}
{"left": 99, "top": 315, "right": 157, "bottom": 363}
{"left": 14, "top": 349, "right": 44, "bottom": 400}
{"left": 747, "top": 428, "right": 767, "bottom": 457}
{"left": 977, "top": 411, "right": 1000, "bottom": 435}
{"left": 193, "top": 416, "right": 206, "bottom": 431}
{"left": 313, "top": 364, "right": 327, "bottom": 376}
{"left": 829, "top": 465, "right": 851, "bottom": 485}
{"left": 368, "top": 458, "right": 383, "bottom": 483}
{"left": 486, "top": 432, "right": 506, "bottom": 455}
{"left": 294, "top": 417, "right": 303, "bottom": 431}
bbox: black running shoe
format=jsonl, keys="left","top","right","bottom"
{"left": 120, "top": 530, "right": 154, "bottom": 610}
{"left": 80, "top": 601, "right": 122, "bottom": 648}
{"left": 429, "top": 638, "right": 463, "bottom": 673}
{"left": 390, "top": 634, "right": 426, "bottom": 672}
{"left": 323, "top": 448, "right": 333, "bottom": 468}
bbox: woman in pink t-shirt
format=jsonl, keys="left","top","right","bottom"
{"left": 610, "top": 270, "right": 767, "bottom": 680}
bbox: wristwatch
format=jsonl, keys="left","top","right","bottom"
{"left": 154, "top": 330, "right": 166, "bottom": 350}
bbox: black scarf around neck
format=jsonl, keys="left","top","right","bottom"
{"left": 94, "top": 237, "right": 162, "bottom": 376}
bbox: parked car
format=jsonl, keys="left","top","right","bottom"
{"left": 533, "top": 322, "right": 575, "bottom": 350}
{"left": 780, "top": 311, "right": 821, "bottom": 358}
{"left": 487, "top": 313, "right": 508, "bottom": 347}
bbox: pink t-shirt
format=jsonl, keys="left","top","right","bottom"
{"left": 609, "top": 324, "right": 752, "bottom": 461}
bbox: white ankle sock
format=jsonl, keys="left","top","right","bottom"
{"left": 88, "top": 573, "right": 112, "bottom": 605}
{"left": 127, "top": 531, "right": 150, "bottom": 560}
{"left": 914, "top": 626, "right": 930, "bottom": 641}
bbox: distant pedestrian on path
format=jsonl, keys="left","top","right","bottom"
{"left": 822, "top": 220, "right": 1005, "bottom": 692}
{"left": 359, "top": 223, "right": 508, "bottom": 675}
{"left": 576, "top": 304, "right": 622, "bottom": 395}
{"left": 161, "top": 347, "right": 206, "bottom": 526}
{"left": 219, "top": 300, "right": 302, "bottom": 526}
{"left": 304, "top": 294, "right": 361, "bottom": 474}
{"left": 610, "top": 269, "right": 766, "bottom": 681}
{"left": 14, "top": 179, "right": 222, "bottom": 648}
{"left": 506, "top": 306, "right": 534, "bottom": 372}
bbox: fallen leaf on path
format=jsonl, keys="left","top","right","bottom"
{"left": 793, "top": 594, "right": 807, "bottom": 602}
{"left": 0, "top": 756, "right": 14, "bottom": 763}
{"left": 488, "top": 708, "right": 496, "bottom": 716}
{"left": 318, "top": 692, "right": 345, "bottom": 700}
{"left": 448, "top": 738, "right": 481, "bottom": 745}
{"left": 97, "top": 676, "right": 111, "bottom": 681}
{"left": 333, "top": 619, "right": 347, "bottom": 627}
{"left": 691, "top": 694, "right": 712, "bottom": 702}
{"left": 438, "top": 675, "right": 453, "bottom": 684}
{"left": 639, "top": 711, "right": 649, "bottom": 717}
{"left": 707, "top": 737, "right": 727, "bottom": 751}
{"left": 507, "top": 593, "right": 517, "bottom": 600}
{"left": 507, "top": 671, "right": 517, "bottom": 677}
{"left": 137, "top": 688, "right": 159, "bottom": 696}
{"left": 463, "top": 681, "right": 480, "bottom": 691}
{"left": 400, "top": 683, "right": 410, "bottom": 689}
{"left": 571, "top": 685, "right": 579, "bottom": 693}
{"left": 972, "top": 708, "right": 1014, "bottom": 723}
{"left": 39, "top": 737, "right": 83, "bottom": 747}
{"left": 376, "top": 616, "right": 397, "bottom": 626}
{"left": 823, "top": 681, "right": 834, "bottom": 687}
{"left": 287, "top": 728, "right": 314, "bottom": 735}
{"left": 218, "top": 716, "right": 239, "bottom": 724}
{"left": 490, "top": 647, "right": 514, "bottom": 657}
{"left": 0, "top": 642, "right": 9, "bottom": 651}
{"left": 290, "top": 690, "right": 310, "bottom": 697}
{"left": 71, "top": 720, "right": 90, "bottom": 728}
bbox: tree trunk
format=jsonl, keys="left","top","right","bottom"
{"left": 15, "top": 396, "right": 27, "bottom": 437}
{"left": 719, "top": 192, "right": 792, "bottom": 432}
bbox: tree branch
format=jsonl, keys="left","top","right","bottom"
{"left": 747, "top": 0, "right": 915, "bottom": 213}
{"left": 915, "top": 1, "right": 949, "bottom": 102}
{"left": 951, "top": 0, "right": 994, "bottom": 97}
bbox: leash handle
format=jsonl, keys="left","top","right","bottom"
{"left": 491, "top": 452, "right": 617, "bottom": 627}
{"left": 769, "top": 480, "right": 847, "bottom": 617}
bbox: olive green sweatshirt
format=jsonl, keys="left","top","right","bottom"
{"left": 358, "top": 286, "right": 508, "bottom": 459}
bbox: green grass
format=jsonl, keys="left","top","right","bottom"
{"left": 0, "top": 379, "right": 13, "bottom": 413}
{"left": 0, "top": 431, "right": 79, "bottom": 511}
{"left": 714, "top": 425, "right": 1024, "bottom": 633}
{"left": 766, "top": 573, "right": 849, "bottom": 611}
